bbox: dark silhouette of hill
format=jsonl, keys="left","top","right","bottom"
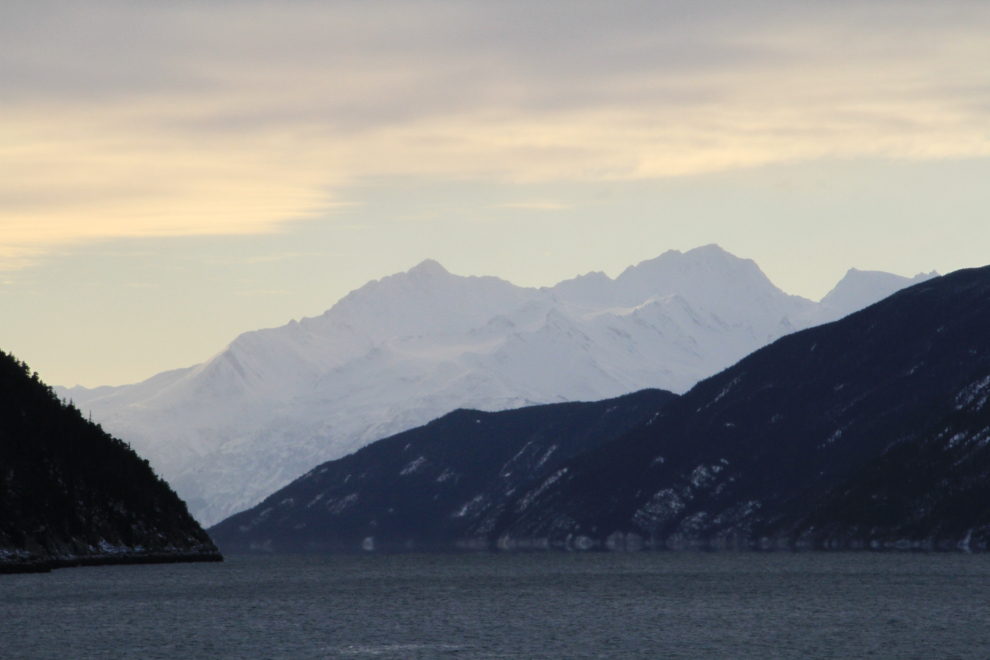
{"left": 209, "top": 389, "right": 678, "bottom": 553}
{"left": 0, "top": 351, "right": 221, "bottom": 573}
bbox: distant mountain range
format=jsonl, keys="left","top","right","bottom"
{"left": 210, "top": 265, "right": 990, "bottom": 553}
{"left": 57, "top": 245, "right": 936, "bottom": 525}
{"left": 0, "top": 350, "right": 221, "bottom": 573}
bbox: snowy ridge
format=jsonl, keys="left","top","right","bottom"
{"left": 57, "top": 245, "right": 936, "bottom": 525}
{"left": 810, "top": 268, "right": 940, "bottom": 326}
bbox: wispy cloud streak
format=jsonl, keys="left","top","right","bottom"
{"left": 2, "top": 0, "right": 988, "bottom": 261}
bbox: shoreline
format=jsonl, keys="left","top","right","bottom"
{"left": 0, "top": 550, "right": 224, "bottom": 575}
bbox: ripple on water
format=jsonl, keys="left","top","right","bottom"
{"left": 1, "top": 552, "right": 989, "bottom": 660}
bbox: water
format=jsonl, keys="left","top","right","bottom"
{"left": 1, "top": 552, "right": 988, "bottom": 659}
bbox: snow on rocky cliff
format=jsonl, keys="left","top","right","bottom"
{"left": 57, "top": 245, "right": 936, "bottom": 525}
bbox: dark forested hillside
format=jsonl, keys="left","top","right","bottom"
{"left": 793, "top": 381, "right": 990, "bottom": 549}
{"left": 0, "top": 351, "right": 221, "bottom": 573}
{"left": 209, "top": 389, "right": 678, "bottom": 553}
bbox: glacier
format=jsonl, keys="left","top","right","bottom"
{"left": 56, "top": 245, "right": 937, "bottom": 525}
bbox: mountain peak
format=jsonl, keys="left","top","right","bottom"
{"left": 612, "top": 243, "right": 789, "bottom": 312}
{"left": 820, "top": 268, "right": 939, "bottom": 314}
{"left": 407, "top": 259, "right": 450, "bottom": 278}
{"left": 685, "top": 243, "right": 732, "bottom": 258}
{"left": 621, "top": 244, "right": 757, "bottom": 278}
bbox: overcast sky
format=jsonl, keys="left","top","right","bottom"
{"left": 2, "top": 0, "right": 989, "bottom": 386}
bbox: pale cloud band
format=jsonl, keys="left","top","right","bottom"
{"left": 2, "top": 0, "right": 989, "bottom": 262}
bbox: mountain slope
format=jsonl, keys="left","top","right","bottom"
{"left": 207, "top": 389, "right": 678, "bottom": 553}
{"left": 0, "top": 351, "right": 221, "bottom": 573}
{"left": 58, "top": 246, "right": 933, "bottom": 525}
{"left": 791, "top": 370, "right": 990, "bottom": 550}
{"left": 485, "top": 266, "right": 990, "bottom": 551}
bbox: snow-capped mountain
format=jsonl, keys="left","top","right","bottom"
{"left": 57, "top": 245, "right": 936, "bottom": 525}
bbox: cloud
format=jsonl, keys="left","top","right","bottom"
{"left": 493, "top": 202, "right": 572, "bottom": 211}
{"left": 2, "top": 0, "right": 989, "bottom": 261}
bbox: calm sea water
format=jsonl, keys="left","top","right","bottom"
{"left": 1, "top": 552, "right": 988, "bottom": 659}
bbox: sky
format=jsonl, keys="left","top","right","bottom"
{"left": 1, "top": 0, "right": 989, "bottom": 388}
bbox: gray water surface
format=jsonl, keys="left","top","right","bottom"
{"left": 1, "top": 552, "right": 988, "bottom": 659}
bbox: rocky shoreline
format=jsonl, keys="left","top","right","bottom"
{"left": 0, "top": 547, "right": 223, "bottom": 575}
